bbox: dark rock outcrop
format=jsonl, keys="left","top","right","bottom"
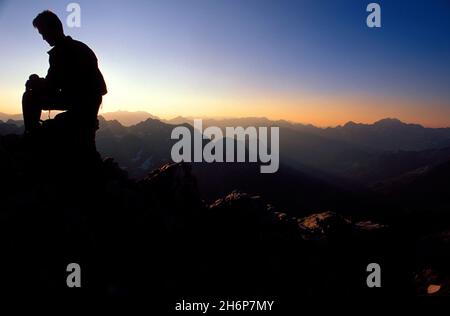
{"left": 0, "top": 124, "right": 448, "bottom": 302}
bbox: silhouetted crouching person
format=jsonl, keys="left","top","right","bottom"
{"left": 23, "top": 10, "right": 107, "bottom": 149}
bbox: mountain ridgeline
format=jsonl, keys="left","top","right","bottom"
{"left": 2, "top": 114, "right": 450, "bottom": 205}
{"left": 0, "top": 112, "right": 449, "bottom": 299}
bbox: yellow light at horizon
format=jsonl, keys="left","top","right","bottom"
{"left": 2, "top": 80, "right": 450, "bottom": 128}
{"left": 0, "top": 86, "right": 23, "bottom": 114}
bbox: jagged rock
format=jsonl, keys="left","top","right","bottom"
{"left": 206, "top": 191, "right": 300, "bottom": 242}
{"left": 415, "top": 268, "right": 450, "bottom": 296}
{"left": 415, "top": 230, "right": 450, "bottom": 296}
{"left": 297, "top": 211, "right": 352, "bottom": 241}
{"left": 0, "top": 128, "right": 437, "bottom": 298}
{"left": 140, "top": 163, "right": 201, "bottom": 204}
{"left": 138, "top": 162, "right": 205, "bottom": 229}
{"left": 354, "top": 220, "right": 387, "bottom": 231}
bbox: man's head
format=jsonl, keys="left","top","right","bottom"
{"left": 33, "top": 10, "right": 64, "bottom": 46}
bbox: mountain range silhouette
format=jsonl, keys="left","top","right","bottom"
{"left": 0, "top": 113, "right": 449, "bottom": 301}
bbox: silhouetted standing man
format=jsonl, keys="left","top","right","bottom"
{"left": 23, "top": 10, "right": 107, "bottom": 136}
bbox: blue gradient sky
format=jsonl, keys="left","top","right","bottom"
{"left": 0, "top": 0, "right": 449, "bottom": 126}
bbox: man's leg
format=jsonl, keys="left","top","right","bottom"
{"left": 22, "top": 91, "right": 43, "bottom": 133}
{"left": 22, "top": 90, "right": 70, "bottom": 133}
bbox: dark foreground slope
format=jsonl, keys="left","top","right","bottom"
{"left": 0, "top": 129, "right": 449, "bottom": 309}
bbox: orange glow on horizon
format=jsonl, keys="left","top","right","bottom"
{"left": 98, "top": 92, "right": 450, "bottom": 128}
{"left": 2, "top": 88, "right": 450, "bottom": 128}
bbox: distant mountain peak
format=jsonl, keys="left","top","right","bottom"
{"left": 374, "top": 118, "right": 404, "bottom": 125}
{"left": 343, "top": 121, "right": 359, "bottom": 127}
{"left": 342, "top": 118, "right": 414, "bottom": 129}
{"left": 374, "top": 118, "right": 425, "bottom": 129}
{"left": 99, "top": 110, "right": 159, "bottom": 126}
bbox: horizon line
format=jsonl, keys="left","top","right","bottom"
{"left": 98, "top": 111, "right": 450, "bottom": 129}
{"left": 1, "top": 110, "right": 450, "bottom": 129}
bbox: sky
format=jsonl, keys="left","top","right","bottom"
{"left": 0, "top": 0, "right": 449, "bottom": 127}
